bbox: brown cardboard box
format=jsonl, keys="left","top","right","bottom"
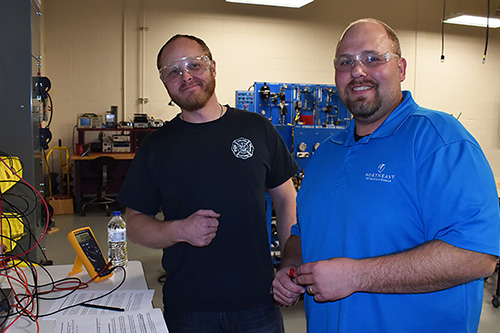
{"left": 46, "top": 196, "right": 74, "bottom": 215}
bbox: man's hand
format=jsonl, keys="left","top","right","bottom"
{"left": 179, "top": 209, "right": 220, "bottom": 247}
{"left": 295, "top": 257, "right": 359, "bottom": 303}
{"left": 272, "top": 266, "right": 305, "bottom": 306}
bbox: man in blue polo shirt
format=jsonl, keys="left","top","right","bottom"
{"left": 272, "top": 18, "right": 500, "bottom": 332}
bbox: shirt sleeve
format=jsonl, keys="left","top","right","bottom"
{"left": 418, "top": 140, "right": 500, "bottom": 256}
{"left": 116, "top": 139, "right": 161, "bottom": 216}
{"left": 265, "top": 122, "right": 299, "bottom": 189}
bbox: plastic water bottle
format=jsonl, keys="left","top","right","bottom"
{"left": 108, "top": 211, "right": 128, "bottom": 268}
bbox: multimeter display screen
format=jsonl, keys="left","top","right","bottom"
{"left": 75, "top": 230, "right": 91, "bottom": 243}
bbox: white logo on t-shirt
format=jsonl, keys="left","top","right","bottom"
{"left": 231, "top": 137, "right": 254, "bottom": 160}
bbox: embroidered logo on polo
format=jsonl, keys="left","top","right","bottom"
{"left": 231, "top": 137, "right": 254, "bottom": 160}
{"left": 365, "top": 163, "right": 395, "bottom": 183}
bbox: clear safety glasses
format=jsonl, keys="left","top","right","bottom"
{"left": 159, "top": 55, "right": 212, "bottom": 83}
{"left": 333, "top": 51, "right": 400, "bottom": 72}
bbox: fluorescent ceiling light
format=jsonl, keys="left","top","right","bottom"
{"left": 226, "top": 0, "right": 314, "bottom": 8}
{"left": 443, "top": 14, "right": 500, "bottom": 28}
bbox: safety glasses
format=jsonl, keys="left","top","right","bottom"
{"left": 334, "top": 51, "right": 400, "bottom": 72}
{"left": 159, "top": 55, "right": 212, "bottom": 83}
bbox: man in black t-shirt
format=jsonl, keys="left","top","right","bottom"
{"left": 117, "top": 34, "right": 298, "bottom": 333}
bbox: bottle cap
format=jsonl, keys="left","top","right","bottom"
{"left": 112, "top": 211, "right": 121, "bottom": 216}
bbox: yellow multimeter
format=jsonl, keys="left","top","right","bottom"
{"left": 67, "top": 227, "right": 113, "bottom": 282}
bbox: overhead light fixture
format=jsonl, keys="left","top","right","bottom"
{"left": 443, "top": 13, "right": 500, "bottom": 28}
{"left": 226, "top": 0, "right": 313, "bottom": 8}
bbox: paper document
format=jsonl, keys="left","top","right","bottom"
{"left": 45, "top": 289, "right": 155, "bottom": 318}
{"left": 54, "top": 308, "right": 168, "bottom": 333}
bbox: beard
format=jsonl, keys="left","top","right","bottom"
{"left": 167, "top": 73, "right": 216, "bottom": 112}
{"left": 342, "top": 80, "right": 382, "bottom": 121}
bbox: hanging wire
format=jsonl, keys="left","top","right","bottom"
{"left": 0, "top": 152, "right": 127, "bottom": 327}
{"left": 482, "top": 0, "right": 490, "bottom": 63}
{"left": 441, "top": 0, "right": 447, "bottom": 62}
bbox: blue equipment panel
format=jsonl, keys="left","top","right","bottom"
{"left": 238, "top": 82, "right": 352, "bottom": 267}
{"left": 236, "top": 91, "right": 255, "bottom": 111}
{"left": 236, "top": 82, "right": 351, "bottom": 174}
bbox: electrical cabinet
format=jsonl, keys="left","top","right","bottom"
{"left": 0, "top": 0, "right": 45, "bottom": 263}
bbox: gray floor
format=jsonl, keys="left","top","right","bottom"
{"left": 43, "top": 211, "right": 500, "bottom": 332}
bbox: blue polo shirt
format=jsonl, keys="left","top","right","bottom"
{"left": 293, "top": 91, "right": 500, "bottom": 332}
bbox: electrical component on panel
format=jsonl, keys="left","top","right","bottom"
{"left": 235, "top": 81, "right": 351, "bottom": 173}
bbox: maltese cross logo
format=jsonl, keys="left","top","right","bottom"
{"left": 231, "top": 137, "right": 254, "bottom": 160}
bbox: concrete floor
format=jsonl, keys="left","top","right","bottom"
{"left": 43, "top": 210, "right": 500, "bottom": 332}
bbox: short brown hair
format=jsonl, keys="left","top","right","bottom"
{"left": 336, "top": 18, "right": 402, "bottom": 57}
{"left": 156, "top": 34, "right": 213, "bottom": 69}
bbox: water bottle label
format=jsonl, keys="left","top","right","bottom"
{"left": 108, "top": 229, "right": 126, "bottom": 242}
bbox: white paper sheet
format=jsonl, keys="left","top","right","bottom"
{"left": 53, "top": 308, "right": 168, "bottom": 333}
{"left": 44, "top": 289, "right": 155, "bottom": 318}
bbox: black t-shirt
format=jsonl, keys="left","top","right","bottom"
{"left": 117, "top": 107, "right": 298, "bottom": 311}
